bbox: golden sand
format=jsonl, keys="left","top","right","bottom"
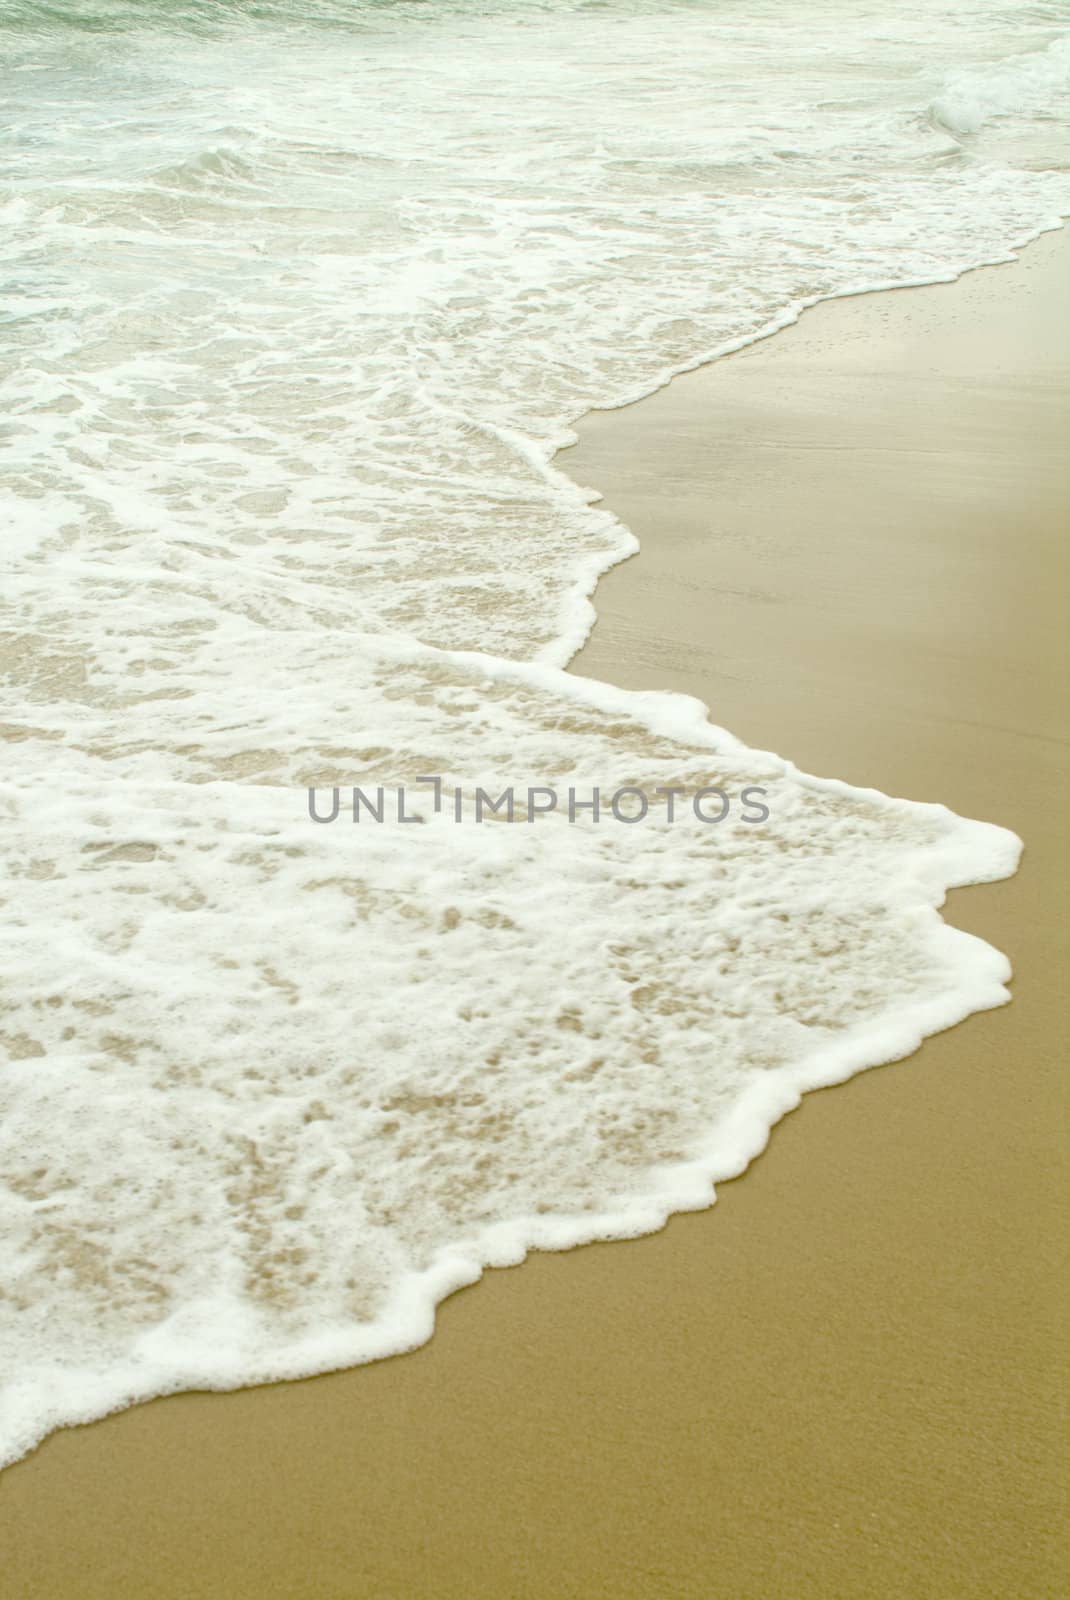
{"left": 3, "top": 232, "right": 1067, "bottom": 1598}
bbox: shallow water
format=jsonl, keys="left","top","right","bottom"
{"left": 1, "top": 0, "right": 1068, "bottom": 1466}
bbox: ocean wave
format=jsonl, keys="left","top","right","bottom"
{"left": 930, "top": 33, "right": 1070, "bottom": 136}
{"left": 1, "top": 0, "right": 1068, "bottom": 1467}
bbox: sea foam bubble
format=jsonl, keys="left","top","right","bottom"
{"left": 1, "top": 630, "right": 1020, "bottom": 1465}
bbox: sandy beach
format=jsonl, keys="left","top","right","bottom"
{"left": 3, "top": 231, "right": 1067, "bottom": 1598}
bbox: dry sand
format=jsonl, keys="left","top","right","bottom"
{"left": 3, "top": 231, "right": 1068, "bottom": 1599}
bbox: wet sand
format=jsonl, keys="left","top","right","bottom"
{"left": 4, "top": 232, "right": 1068, "bottom": 1598}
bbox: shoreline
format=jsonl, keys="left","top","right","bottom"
{"left": 551, "top": 219, "right": 1069, "bottom": 674}
{"left": 4, "top": 232, "right": 1068, "bottom": 1597}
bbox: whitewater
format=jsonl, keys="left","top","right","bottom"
{"left": 1, "top": 0, "right": 1068, "bottom": 1468}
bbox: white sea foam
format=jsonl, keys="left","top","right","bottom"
{"left": 0, "top": 0, "right": 1067, "bottom": 1467}
{"left": 931, "top": 33, "right": 1070, "bottom": 137}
